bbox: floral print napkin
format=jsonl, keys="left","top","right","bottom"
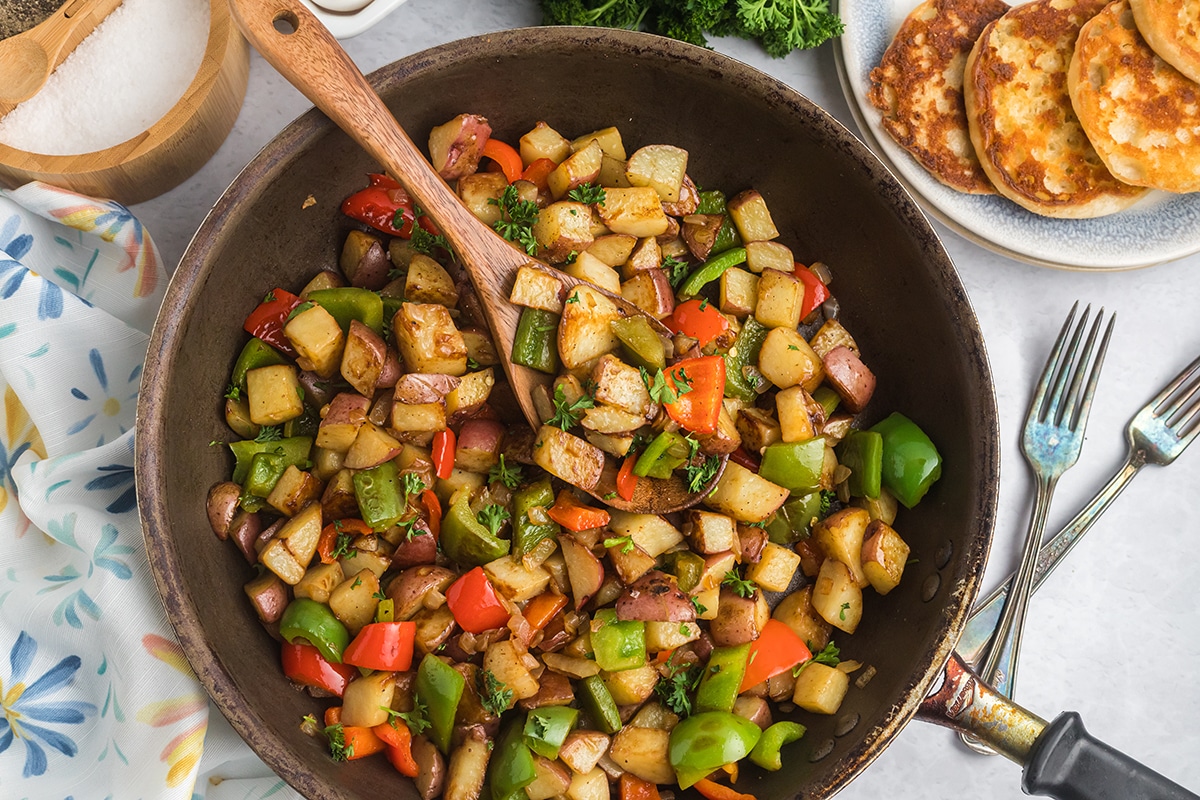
{"left": 0, "top": 182, "right": 300, "bottom": 800}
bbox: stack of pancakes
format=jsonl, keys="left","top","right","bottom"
{"left": 868, "top": 0, "right": 1200, "bottom": 218}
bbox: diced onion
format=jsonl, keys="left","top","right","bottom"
{"left": 809, "top": 261, "right": 833, "bottom": 285}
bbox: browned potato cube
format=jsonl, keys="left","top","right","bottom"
{"left": 809, "top": 318, "right": 860, "bottom": 358}
{"left": 704, "top": 462, "right": 788, "bottom": 523}
{"left": 521, "top": 120, "right": 572, "bottom": 165}
{"left": 246, "top": 364, "right": 305, "bottom": 426}
{"left": 533, "top": 425, "right": 605, "bottom": 491}
{"left": 586, "top": 233, "right": 637, "bottom": 266}
{"left": 339, "top": 231, "right": 388, "bottom": 290}
{"left": 728, "top": 189, "right": 779, "bottom": 242}
{"left": 405, "top": 255, "right": 458, "bottom": 306}
{"left": 393, "top": 303, "right": 468, "bottom": 376}
{"left": 571, "top": 126, "right": 626, "bottom": 160}
{"left": 625, "top": 144, "right": 688, "bottom": 202}
{"left": 620, "top": 268, "right": 675, "bottom": 319}
{"left": 744, "top": 240, "right": 795, "bottom": 274}
{"left": 591, "top": 354, "right": 654, "bottom": 416}
{"left": 737, "top": 407, "right": 782, "bottom": 454}
{"left": 720, "top": 267, "right": 759, "bottom": 318}
{"left": 686, "top": 510, "right": 737, "bottom": 555}
{"left": 458, "top": 171, "right": 509, "bottom": 225}
{"left": 776, "top": 386, "right": 817, "bottom": 442}
{"left": 861, "top": 519, "right": 910, "bottom": 595}
{"left": 566, "top": 251, "right": 622, "bottom": 294}
{"left": 340, "top": 319, "right": 387, "bottom": 396}
{"left": 534, "top": 201, "right": 595, "bottom": 264}
{"left": 597, "top": 187, "right": 669, "bottom": 238}
{"left": 266, "top": 465, "right": 322, "bottom": 517}
{"left": 755, "top": 268, "right": 804, "bottom": 330}
{"left": 759, "top": 327, "right": 825, "bottom": 391}
{"left": 558, "top": 285, "right": 621, "bottom": 371}
{"left": 792, "top": 661, "right": 849, "bottom": 714}
{"left": 621, "top": 236, "right": 662, "bottom": 279}
{"left": 285, "top": 303, "right": 345, "bottom": 378}
{"left": 428, "top": 113, "right": 491, "bottom": 180}
{"left": 510, "top": 265, "right": 566, "bottom": 314}
{"left": 810, "top": 558, "right": 862, "bottom": 634}
{"left": 812, "top": 507, "right": 871, "bottom": 587}
{"left": 746, "top": 542, "right": 802, "bottom": 592}
{"left": 549, "top": 139, "right": 603, "bottom": 200}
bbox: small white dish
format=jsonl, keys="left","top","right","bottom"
{"left": 832, "top": 0, "right": 1200, "bottom": 271}
{"left": 300, "top": 0, "right": 407, "bottom": 39}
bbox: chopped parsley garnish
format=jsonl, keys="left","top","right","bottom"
{"left": 721, "top": 569, "right": 758, "bottom": 598}
{"left": 400, "top": 471, "right": 426, "bottom": 501}
{"left": 548, "top": 383, "right": 595, "bottom": 431}
{"left": 383, "top": 699, "right": 431, "bottom": 735}
{"left": 664, "top": 255, "right": 690, "bottom": 289}
{"left": 682, "top": 437, "right": 722, "bottom": 492}
{"left": 223, "top": 384, "right": 241, "bottom": 401}
{"left": 324, "top": 723, "right": 352, "bottom": 761}
{"left": 254, "top": 425, "right": 282, "bottom": 443}
{"left": 489, "top": 185, "right": 540, "bottom": 256}
{"left": 410, "top": 223, "right": 452, "bottom": 257}
{"left": 477, "top": 503, "right": 511, "bottom": 537}
{"left": 654, "top": 657, "right": 702, "bottom": 717}
{"left": 478, "top": 669, "right": 514, "bottom": 716}
{"left": 690, "top": 596, "right": 707, "bottom": 615}
{"left": 640, "top": 367, "right": 694, "bottom": 405}
{"left": 568, "top": 182, "right": 607, "bottom": 205}
{"left": 794, "top": 640, "right": 841, "bottom": 677}
{"left": 839, "top": 602, "right": 850, "bottom": 620}
{"left": 488, "top": 454, "right": 524, "bottom": 489}
{"left": 603, "top": 534, "right": 635, "bottom": 554}
{"left": 330, "top": 532, "right": 355, "bottom": 560}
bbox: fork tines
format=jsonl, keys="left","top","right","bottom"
{"left": 1033, "top": 302, "right": 1116, "bottom": 429}
{"left": 1153, "top": 354, "right": 1200, "bottom": 440}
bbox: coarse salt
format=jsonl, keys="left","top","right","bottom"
{"left": 0, "top": 0, "right": 210, "bottom": 155}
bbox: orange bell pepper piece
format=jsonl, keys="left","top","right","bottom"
{"left": 663, "top": 356, "right": 726, "bottom": 435}
{"left": 619, "top": 773, "right": 662, "bottom": 800}
{"left": 482, "top": 138, "right": 524, "bottom": 183}
{"left": 547, "top": 490, "right": 611, "bottom": 532}
{"left": 523, "top": 590, "right": 569, "bottom": 631}
{"left": 374, "top": 720, "right": 419, "bottom": 777}
{"left": 617, "top": 454, "right": 639, "bottom": 501}
{"left": 693, "top": 779, "right": 757, "bottom": 800}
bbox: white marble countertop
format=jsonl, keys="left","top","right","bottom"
{"left": 131, "top": 0, "right": 1200, "bottom": 796}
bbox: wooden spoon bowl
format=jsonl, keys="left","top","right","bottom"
{"left": 228, "top": 0, "right": 723, "bottom": 514}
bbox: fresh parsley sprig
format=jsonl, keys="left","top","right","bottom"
{"left": 640, "top": 366, "right": 694, "bottom": 405}
{"left": 477, "top": 503, "right": 511, "bottom": 537}
{"left": 548, "top": 383, "right": 595, "bottom": 431}
{"left": 568, "top": 182, "right": 606, "bottom": 205}
{"left": 489, "top": 185, "right": 540, "bottom": 256}
{"left": 603, "top": 534, "right": 635, "bottom": 554}
{"left": 721, "top": 569, "right": 758, "bottom": 598}
{"left": 478, "top": 669, "right": 514, "bottom": 716}
{"left": 488, "top": 454, "right": 524, "bottom": 489}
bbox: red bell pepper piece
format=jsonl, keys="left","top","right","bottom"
{"left": 432, "top": 429, "right": 456, "bottom": 480}
{"left": 420, "top": 489, "right": 442, "bottom": 539}
{"left": 340, "top": 173, "right": 440, "bottom": 239}
{"left": 523, "top": 590, "right": 568, "bottom": 632}
{"left": 616, "top": 454, "right": 639, "bottom": 501}
{"left": 729, "top": 446, "right": 761, "bottom": 471}
{"left": 481, "top": 138, "right": 524, "bottom": 183}
{"left": 546, "top": 490, "right": 611, "bottom": 532}
{"left": 243, "top": 288, "right": 302, "bottom": 357}
{"left": 793, "top": 263, "right": 830, "bottom": 320}
{"left": 446, "top": 566, "right": 510, "bottom": 633}
{"left": 738, "top": 619, "right": 813, "bottom": 693}
{"left": 375, "top": 721, "right": 419, "bottom": 777}
{"left": 280, "top": 641, "right": 356, "bottom": 697}
{"left": 521, "top": 157, "right": 556, "bottom": 193}
{"left": 342, "top": 621, "right": 417, "bottom": 671}
{"left": 663, "top": 298, "right": 730, "bottom": 348}
{"left": 693, "top": 779, "right": 757, "bottom": 800}
{"left": 620, "top": 773, "right": 662, "bottom": 800}
{"left": 663, "top": 356, "right": 726, "bottom": 435}
{"left": 317, "top": 518, "right": 375, "bottom": 564}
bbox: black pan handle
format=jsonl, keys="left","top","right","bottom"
{"left": 1023, "top": 712, "right": 1197, "bottom": 800}
{"left": 917, "top": 652, "right": 1199, "bottom": 799}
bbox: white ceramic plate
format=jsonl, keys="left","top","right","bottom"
{"left": 300, "top": 0, "right": 408, "bottom": 39}
{"left": 832, "top": 0, "right": 1200, "bottom": 270}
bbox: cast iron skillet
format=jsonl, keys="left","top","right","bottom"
{"left": 135, "top": 24, "right": 1193, "bottom": 800}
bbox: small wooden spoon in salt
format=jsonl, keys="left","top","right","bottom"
{"left": 0, "top": 0, "right": 124, "bottom": 116}
{"left": 227, "top": 0, "right": 727, "bottom": 515}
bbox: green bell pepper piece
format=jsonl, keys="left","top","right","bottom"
{"left": 668, "top": 711, "right": 762, "bottom": 789}
{"left": 415, "top": 653, "right": 465, "bottom": 755}
{"left": 491, "top": 716, "right": 538, "bottom": 800}
{"left": 610, "top": 316, "right": 665, "bottom": 371}
{"left": 578, "top": 675, "right": 622, "bottom": 734}
{"left": 723, "top": 317, "right": 769, "bottom": 403}
{"left": 765, "top": 492, "right": 826, "bottom": 545}
{"left": 662, "top": 549, "right": 705, "bottom": 592}
{"left": 836, "top": 430, "right": 883, "bottom": 499}
{"left": 283, "top": 404, "right": 321, "bottom": 439}
{"left": 352, "top": 460, "right": 407, "bottom": 531}
{"left": 633, "top": 430, "right": 689, "bottom": 479}
{"left": 678, "top": 247, "right": 747, "bottom": 299}
{"left": 441, "top": 492, "right": 511, "bottom": 567}
{"left": 590, "top": 609, "right": 646, "bottom": 672}
{"left": 694, "top": 644, "right": 750, "bottom": 713}
{"left": 230, "top": 337, "right": 287, "bottom": 391}
{"left": 523, "top": 705, "right": 578, "bottom": 759}
{"left": 382, "top": 295, "right": 404, "bottom": 331}
{"left": 870, "top": 412, "right": 943, "bottom": 508}
{"left": 229, "top": 436, "right": 312, "bottom": 484}
{"left": 512, "top": 478, "right": 560, "bottom": 560}
{"left": 279, "top": 598, "right": 349, "bottom": 664}
{"left": 512, "top": 307, "right": 560, "bottom": 374}
{"left": 244, "top": 450, "right": 287, "bottom": 498}
{"left": 306, "top": 287, "right": 385, "bottom": 335}
{"left": 812, "top": 386, "right": 841, "bottom": 418}
{"left": 748, "top": 720, "right": 806, "bottom": 771}
{"left": 759, "top": 438, "right": 826, "bottom": 494}
{"left": 695, "top": 190, "right": 742, "bottom": 256}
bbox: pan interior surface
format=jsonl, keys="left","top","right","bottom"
{"left": 136, "top": 26, "right": 998, "bottom": 800}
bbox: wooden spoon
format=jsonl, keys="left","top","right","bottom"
{"left": 227, "top": 0, "right": 726, "bottom": 514}
{"left": 0, "top": 0, "right": 124, "bottom": 116}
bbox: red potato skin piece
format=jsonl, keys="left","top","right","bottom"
{"left": 822, "top": 345, "right": 876, "bottom": 413}
{"left": 430, "top": 114, "right": 492, "bottom": 180}
{"left": 393, "top": 373, "right": 462, "bottom": 405}
{"left": 615, "top": 571, "right": 696, "bottom": 622}
{"left": 342, "top": 320, "right": 388, "bottom": 396}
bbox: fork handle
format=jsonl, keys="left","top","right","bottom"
{"left": 1024, "top": 712, "right": 1200, "bottom": 800}
{"left": 957, "top": 455, "right": 1144, "bottom": 671}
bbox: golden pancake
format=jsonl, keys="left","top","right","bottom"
{"left": 869, "top": 0, "right": 1010, "bottom": 194}
{"left": 1070, "top": 0, "right": 1200, "bottom": 193}
{"left": 964, "top": 0, "right": 1149, "bottom": 217}
{"left": 1129, "top": 0, "right": 1200, "bottom": 84}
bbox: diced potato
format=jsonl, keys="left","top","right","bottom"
{"left": 344, "top": 421, "right": 403, "bottom": 468}
{"left": 691, "top": 585, "right": 718, "bottom": 620}
{"left": 283, "top": 304, "right": 345, "bottom": 379}
{"left": 340, "top": 319, "right": 387, "bottom": 396}
{"left": 810, "top": 558, "right": 863, "bottom": 634}
{"left": 625, "top": 144, "right": 688, "bottom": 202}
{"left": 644, "top": 620, "right": 700, "bottom": 652}
{"left": 445, "top": 368, "right": 495, "bottom": 420}
{"left": 744, "top": 240, "right": 795, "bottom": 274}
{"left": 521, "top": 120, "right": 573, "bottom": 165}
{"left": 686, "top": 510, "right": 737, "bottom": 555}
{"left": 772, "top": 586, "right": 832, "bottom": 652}
{"left": 597, "top": 187, "right": 670, "bottom": 238}
{"left": 567, "top": 768, "right": 610, "bottom": 800}
{"left": 428, "top": 113, "right": 491, "bottom": 180}
{"left": 549, "top": 139, "right": 604, "bottom": 200}
{"left": 484, "top": 640, "right": 540, "bottom": 701}
{"left": 393, "top": 303, "right": 468, "bottom": 376}
{"left": 266, "top": 464, "right": 321, "bottom": 516}
{"left": 696, "top": 404, "right": 742, "bottom": 456}
{"left": 584, "top": 430, "right": 634, "bottom": 458}
{"left": 534, "top": 201, "right": 596, "bottom": 264}
{"left": 792, "top": 661, "right": 850, "bottom": 714}
{"left": 293, "top": 561, "right": 344, "bottom": 604}
{"left": 320, "top": 468, "right": 359, "bottom": 520}
{"left": 598, "top": 154, "right": 633, "bottom": 189}
{"left": 622, "top": 236, "right": 661, "bottom": 279}
{"left": 341, "top": 670, "right": 395, "bottom": 727}
{"left": 445, "top": 730, "right": 491, "bottom": 800}
{"left": 853, "top": 487, "right": 899, "bottom": 526}
{"left": 533, "top": 425, "right": 606, "bottom": 492}
{"left": 608, "top": 726, "right": 675, "bottom": 784}
{"left": 329, "top": 568, "right": 381, "bottom": 634}
{"left": 560, "top": 732, "right": 611, "bottom": 777}
{"left": 620, "top": 269, "right": 675, "bottom": 319}
{"left": 457, "top": 171, "right": 508, "bottom": 225}
{"left": 274, "top": 500, "right": 322, "bottom": 568}
{"left": 703, "top": 462, "right": 788, "bottom": 523}
{"left": 391, "top": 401, "right": 448, "bottom": 433}
{"left": 601, "top": 664, "right": 659, "bottom": 705}
{"left": 728, "top": 189, "right": 779, "bottom": 243}
{"left": 567, "top": 251, "right": 622, "bottom": 294}
{"left": 435, "top": 468, "right": 487, "bottom": 506}
{"left": 861, "top": 519, "right": 910, "bottom": 595}
{"left": 775, "top": 386, "right": 817, "bottom": 443}
{"left": 737, "top": 407, "right": 782, "bottom": 454}
{"left": 607, "top": 511, "right": 684, "bottom": 558}
{"left": 510, "top": 264, "right": 566, "bottom": 314}
{"left": 591, "top": 354, "right": 654, "bottom": 417}
{"left": 526, "top": 756, "right": 572, "bottom": 800}
{"left": 406, "top": 254, "right": 459, "bottom": 307}
{"left": 558, "top": 285, "right": 621, "bottom": 371}
{"left": 720, "top": 267, "right": 759, "bottom": 318}
{"left": 746, "top": 542, "right": 802, "bottom": 592}
{"left": 759, "top": 327, "right": 825, "bottom": 391}
{"left": 809, "top": 318, "right": 860, "bottom": 358}
{"left": 461, "top": 329, "right": 500, "bottom": 367}
{"left": 579, "top": 403, "right": 644, "bottom": 435}
{"left": 484, "top": 556, "right": 551, "bottom": 603}
{"left": 812, "top": 507, "right": 871, "bottom": 587}
{"left": 571, "top": 126, "right": 626, "bottom": 160}
{"left": 338, "top": 231, "right": 384, "bottom": 288}
{"left": 586, "top": 234, "right": 637, "bottom": 267}
{"left": 607, "top": 541, "right": 657, "bottom": 585}
{"left": 259, "top": 539, "right": 304, "bottom": 585}
{"left": 754, "top": 268, "right": 804, "bottom": 330}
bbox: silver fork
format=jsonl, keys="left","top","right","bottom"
{"left": 960, "top": 302, "right": 1115, "bottom": 755}
{"left": 957, "top": 351, "right": 1200, "bottom": 671}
